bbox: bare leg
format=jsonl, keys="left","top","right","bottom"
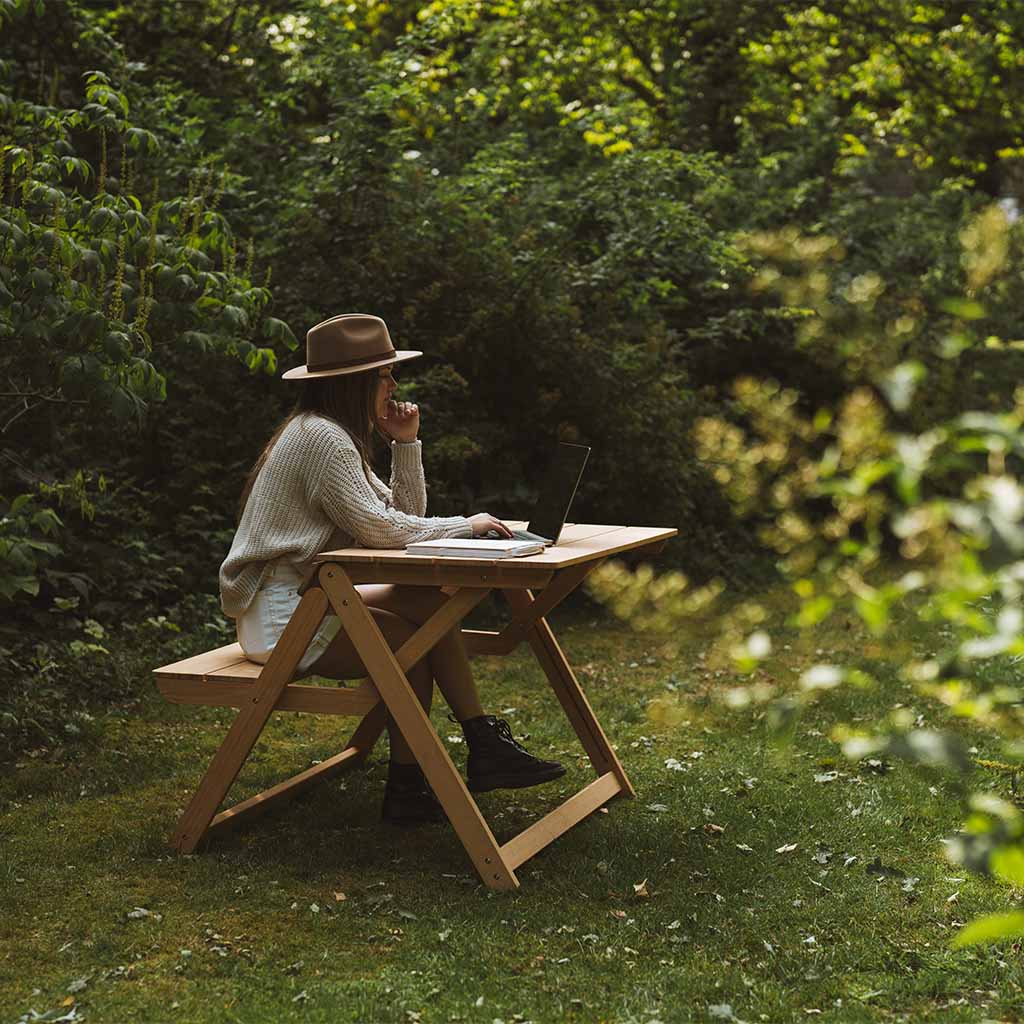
{"left": 308, "top": 597, "right": 432, "bottom": 764}
{"left": 367, "top": 585, "right": 485, "bottom": 721}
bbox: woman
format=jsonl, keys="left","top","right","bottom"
{"left": 219, "top": 313, "right": 565, "bottom": 825}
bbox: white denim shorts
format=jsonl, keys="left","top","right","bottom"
{"left": 235, "top": 560, "right": 342, "bottom": 676}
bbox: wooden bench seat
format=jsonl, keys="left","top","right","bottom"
{"left": 154, "top": 641, "right": 379, "bottom": 715}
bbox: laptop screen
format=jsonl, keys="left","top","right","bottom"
{"left": 527, "top": 443, "right": 591, "bottom": 542}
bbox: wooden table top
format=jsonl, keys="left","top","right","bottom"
{"left": 314, "top": 523, "right": 677, "bottom": 572}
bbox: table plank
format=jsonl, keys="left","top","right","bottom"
{"left": 314, "top": 524, "right": 677, "bottom": 575}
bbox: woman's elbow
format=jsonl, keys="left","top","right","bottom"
{"left": 351, "top": 520, "right": 410, "bottom": 549}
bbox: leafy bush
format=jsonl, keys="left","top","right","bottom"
{"left": 0, "top": 0, "right": 295, "bottom": 613}
{"left": 589, "top": 202, "right": 1024, "bottom": 947}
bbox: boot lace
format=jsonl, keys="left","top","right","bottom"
{"left": 491, "top": 716, "right": 529, "bottom": 753}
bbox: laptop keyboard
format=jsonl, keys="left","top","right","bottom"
{"left": 485, "top": 529, "right": 547, "bottom": 543}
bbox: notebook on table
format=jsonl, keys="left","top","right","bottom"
{"left": 405, "top": 442, "right": 591, "bottom": 558}
{"left": 405, "top": 537, "right": 544, "bottom": 559}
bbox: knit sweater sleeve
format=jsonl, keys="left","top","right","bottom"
{"left": 315, "top": 437, "right": 472, "bottom": 548}
{"left": 388, "top": 439, "right": 427, "bottom": 516}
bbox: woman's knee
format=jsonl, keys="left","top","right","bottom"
{"left": 375, "top": 584, "right": 446, "bottom": 626}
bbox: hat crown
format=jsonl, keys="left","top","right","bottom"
{"left": 306, "top": 314, "right": 395, "bottom": 372}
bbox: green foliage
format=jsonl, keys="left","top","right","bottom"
{"left": 0, "top": 0, "right": 295, "bottom": 614}
{"left": 590, "top": 203, "right": 1024, "bottom": 948}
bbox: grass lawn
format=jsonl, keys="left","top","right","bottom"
{"left": 2, "top": 585, "right": 1024, "bottom": 1023}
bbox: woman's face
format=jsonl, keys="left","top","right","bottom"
{"left": 373, "top": 365, "right": 397, "bottom": 424}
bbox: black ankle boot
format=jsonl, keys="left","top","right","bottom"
{"left": 381, "top": 762, "right": 445, "bottom": 825}
{"left": 460, "top": 715, "right": 566, "bottom": 792}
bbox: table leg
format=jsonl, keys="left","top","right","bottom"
{"left": 504, "top": 589, "right": 635, "bottom": 799}
{"left": 318, "top": 563, "right": 520, "bottom": 891}
{"left": 171, "top": 587, "right": 330, "bottom": 853}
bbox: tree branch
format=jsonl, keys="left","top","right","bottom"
{"left": 0, "top": 391, "right": 73, "bottom": 403}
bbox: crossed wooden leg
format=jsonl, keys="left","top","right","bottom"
{"left": 170, "top": 568, "right": 494, "bottom": 858}
{"left": 501, "top": 585, "right": 630, "bottom": 798}
{"left": 318, "top": 564, "right": 521, "bottom": 890}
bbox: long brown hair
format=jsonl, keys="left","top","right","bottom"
{"left": 237, "top": 368, "right": 389, "bottom": 522}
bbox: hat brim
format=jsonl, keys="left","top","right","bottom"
{"left": 282, "top": 349, "right": 422, "bottom": 381}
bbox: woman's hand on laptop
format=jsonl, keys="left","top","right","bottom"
{"left": 468, "top": 513, "right": 513, "bottom": 537}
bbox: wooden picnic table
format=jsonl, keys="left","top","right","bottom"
{"left": 157, "top": 522, "right": 677, "bottom": 891}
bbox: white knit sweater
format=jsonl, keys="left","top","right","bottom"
{"left": 219, "top": 412, "right": 473, "bottom": 617}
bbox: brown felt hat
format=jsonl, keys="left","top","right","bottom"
{"left": 282, "top": 313, "right": 422, "bottom": 380}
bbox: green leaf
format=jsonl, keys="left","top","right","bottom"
{"left": 29, "top": 268, "right": 52, "bottom": 292}
{"left": 9, "top": 493, "right": 33, "bottom": 515}
{"left": 793, "top": 595, "right": 833, "bottom": 628}
{"left": 941, "top": 298, "right": 986, "bottom": 321}
{"left": 990, "top": 846, "right": 1024, "bottom": 887}
{"left": 124, "top": 127, "right": 160, "bottom": 154}
{"left": 0, "top": 575, "right": 40, "bottom": 600}
{"left": 89, "top": 207, "right": 119, "bottom": 232}
{"left": 263, "top": 316, "right": 298, "bottom": 349}
{"left": 952, "top": 911, "right": 1024, "bottom": 948}
{"left": 855, "top": 592, "right": 889, "bottom": 635}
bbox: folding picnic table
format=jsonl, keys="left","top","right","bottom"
{"left": 156, "top": 522, "right": 677, "bottom": 891}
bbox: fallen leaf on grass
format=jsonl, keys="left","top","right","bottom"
{"left": 633, "top": 879, "right": 650, "bottom": 898}
{"left": 20, "top": 1008, "right": 82, "bottom": 1023}
{"left": 333, "top": 891, "right": 347, "bottom": 902}
{"left": 611, "top": 909, "right": 627, "bottom": 919}
{"left": 703, "top": 823, "right": 725, "bottom": 835}
{"left": 708, "top": 1004, "right": 740, "bottom": 1021}
{"left": 646, "top": 803, "right": 669, "bottom": 813}
{"left": 735, "top": 843, "right": 754, "bottom": 854}
{"left": 126, "top": 907, "right": 162, "bottom": 921}
{"left": 776, "top": 843, "right": 798, "bottom": 854}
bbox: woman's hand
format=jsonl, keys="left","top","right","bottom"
{"left": 468, "top": 513, "right": 513, "bottom": 537}
{"left": 380, "top": 399, "right": 420, "bottom": 443}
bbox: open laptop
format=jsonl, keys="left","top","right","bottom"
{"left": 482, "top": 442, "right": 591, "bottom": 547}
